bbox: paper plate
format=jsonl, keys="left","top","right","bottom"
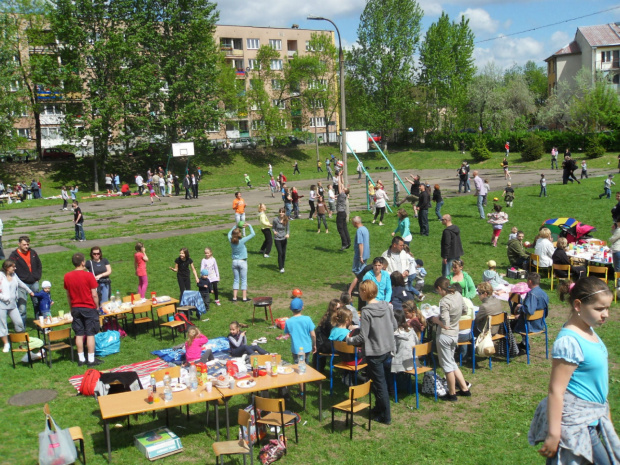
{"left": 277, "top": 366, "right": 294, "bottom": 375}
{"left": 237, "top": 379, "right": 257, "bottom": 389}
{"left": 170, "top": 383, "right": 187, "bottom": 392}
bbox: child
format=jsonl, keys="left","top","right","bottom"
{"left": 34, "top": 280, "right": 53, "bottom": 318}
{"left": 228, "top": 321, "right": 268, "bottom": 357}
{"left": 60, "top": 186, "right": 69, "bottom": 211}
{"left": 316, "top": 195, "right": 328, "bottom": 233}
{"left": 283, "top": 297, "right": 316, "bottom": 363}
{"left": 487, "top": 204, "right": 509, "bottom": 247}
{"left": 244, "top": 173, "right": 252, "bottom": 189}
{"left": 502, "top": 182, "right": 515, "bottom": 207}
{"left": 403, "top": 300, "right": 426, "bottom": 340}
{"left": 391, "top": 310, "right": 418, "bottom": 374}
{"left": 508, "top": 226, "right": 518, "bottom": 241}
{"left": 580, "top": 160, "right": 588, "bottom": 179}
{"left": 197, "top": 269, "right": 212, "bottom": 313}
{"left": 529, "top": 277, "right": 619, "bottom": 462}
{"left": 134, "top": 242, "right": 148, "bottom": 299}
{"left": 169, "top": 248, "right": 199, "bottom": 301}
{"left": 599, "top": 175, "right": 616, "bottom": 199}
{"left": 185, "top": 327, "right": 213, "bottom": 364}
{"left": 539, "top": 174, "right": 547, "bottom": 197}
{"left": 147, "top": 181, "right": 161, "bottom": 205}
{"left": 482, "top": 179, "right": 490, "bottom": 206}
{"left": 339, "top": 292, "right": 360, "bottom": 327}
{"left": 482, "top": 260, "right": 509, "bottom": 290}
{"left": 201, "top": 248, "right": 220, "bottom": 306}
{"left": 502, "top": 158, "right": 511, "bottom": 180}
{"left": 69, "top": 185, "right": 78, "bottom": 203}
{"left": 403, "top": 245, "right": 425, "bottom": 300}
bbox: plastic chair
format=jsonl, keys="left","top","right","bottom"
{"left": 44, "top": 403, "right": 86, "bottom": 465}
{"left": 551, "top": 264, "right": 570, "bottom": 290}
{"left": 156, "top": 305, "right": 185, "bottom": 341}
{"left": 212, "top": 409, "right": 254, "bottom": 465}
{"left": 457, "top": 319, "right": 475, "bottom": 373}
{"left": 45, "top": 327, "right": 74, "bottom": 368}
{"left": 399, "top": 342, "right": 437, "bottom": 409}
{"left": 131, "top": 303, "right": 154, "bottom": 337}
{"left": 253, "top": 395, "right": 298, "bottom": 450}
{"left": 331, "top": 380, "right": 372, "bottom": 439}
{"left": 9, "top": 333, "right": 43, "bottom": 369}
{"left": 330, "top": 341, "right": 367, "bottom": 395}
{"left": 529, "top": 254, "right": 551, "bottom": 278}
{"left": 587, "top": 265, "right": 609, "bottom": 284}
{"left": 515, "top": 309, "right": 548, "bottom": 365}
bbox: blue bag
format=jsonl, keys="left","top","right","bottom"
{"left": 95, "top": 330, "right": 121, "bottom": 357}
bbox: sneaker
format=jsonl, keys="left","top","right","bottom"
{"left": 215, "top": 300, "right": 221, "bottom": 306}
{"left": 280, "top": 268, "right": 285, "bottom": 273}
{"left": 87, "top": 358, "right": 104, "bottom": 367}
{"left": 416, "top": 293, "right": 425, "bottom": 302}
{"left": 77, "top": 359, "right": 87, "bottom": 367}
{"left": 3, "top": 343, "right": 10, "bottom": 353}
{"left": 264, "top": 254, "right": 269, "bottom": 258}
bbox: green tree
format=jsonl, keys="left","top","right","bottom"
{"left": 418, "top": 13, "right": 475, "bottom": 135}
{"left": 0, "top": 12, "right": 25, "bottom": 153}
{"left": 348, "top": 0, "right": 423, "bottom": 148}
{"left": 568, "top": 68, "right": 620, "bottom": 136}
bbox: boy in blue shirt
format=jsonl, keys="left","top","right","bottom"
{"left": 284, "top": 298, "right": 316, "bottom": 363}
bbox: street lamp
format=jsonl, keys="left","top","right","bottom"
{"left": 307, "top": 15, "right": 347, "bottom": 185}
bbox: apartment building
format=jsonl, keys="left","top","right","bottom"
{"left": 545, "top": 22, "right": 620, "bottom": 95}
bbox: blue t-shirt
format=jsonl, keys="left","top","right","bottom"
{"left": 284, "top": 315, "right": 315, "bottom": 355}
{"left": 329, "top": 327, "right": 350, "bottom": 341}
{"left": 552, "top": 327, "right": 608, "bottom": 404}
{"left": 354, "top": 226, "right": 370, "bottom": 261}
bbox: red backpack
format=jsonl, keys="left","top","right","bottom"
{"left": 80, "top": 369, "right": 101, "bottom": 396}
{"left": 174, "top": 312, "right": 195, "bottom": 332}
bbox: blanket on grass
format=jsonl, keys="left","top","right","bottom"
{"left": 151, "top": 336, "right": 230, "bottom": 364}
{"left": 69, "top": 358, "right": 169, "bottom": 392}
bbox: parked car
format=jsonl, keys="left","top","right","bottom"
{"left": 229, "top": 138, "right": 257, "bottom": 149}
{"left": 274, "top": 136, "right": 305, "bottom": 147}
{"left": 42, "top": 147, "right": 76, "bottom": 160}
{"left": 368, "top": 133, "right": 382, "bottom": 143}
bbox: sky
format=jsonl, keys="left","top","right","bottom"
{"left": 215, "top": 0, "right": 620, "bottom": 71}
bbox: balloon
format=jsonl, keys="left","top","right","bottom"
{"left": 408, "top": 127, "right": 414, "bottom": 133}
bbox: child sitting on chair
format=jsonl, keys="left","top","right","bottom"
{"left": 228, "top": 321, "right": 268, "bottom": 358}
{"left": 185, "top": 327, "right": 213, "bottom": 365}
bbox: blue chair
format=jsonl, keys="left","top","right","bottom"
{"left": 330, "top": 341, "right": 367, "bottom": 396}
{"left": 394, "top": 341, "right": 437, "bottom": 408}
{"left": 516, "top": 310, "right": 548, "bottom": 365}
{"left": 457, "top": 319, "right": 475, "bottom": 374}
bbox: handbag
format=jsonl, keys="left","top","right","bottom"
{"left": 421, "top": 372, "right": 447, "bottom": 397}
{"left": 496, "top": 318, "right": 519, "bottom": 357}
{"left": 39, "top": 414, "right": 77, "bottom": 465}
{"left": 475, "top": 316, "right": 496, "bottom": 357}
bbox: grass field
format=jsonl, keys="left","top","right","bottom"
{"left": 0, "top": 152, "right": 619, "bottom": 464}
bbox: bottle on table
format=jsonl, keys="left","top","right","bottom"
{"left": 115, "top": 289, "right": 121, "bottom": 302}
{"left": 252, "top": 357, "right": 259, "bottom": 378}
{"left": 150, "top": 374, "right": 157, "bottom": 393}
{"left": 271, "top": 354, "right": 278, "bottom": 376}
{"left": 163, "top": 385, "right": 172, "bottom": 402}
{"left": 163, "top": 371, "right": 171, "bottom": 388}
{"left": 189, "top": 364, "right": 198, "bottom": 391}
{"left": 298, "top": 347, "right": 306, "bottom": 374}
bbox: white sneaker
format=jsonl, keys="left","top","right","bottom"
{"left": 3, "top": 344, "right": 10, "bottom": 353}
{"left": 280, "top": 268, "right": 285, "bottom": 273}
{"left": 215, "top": 300, "right": 221, "bottom": 306}
{"left": 264, "top": 254, "right": 269, "bottom": 258}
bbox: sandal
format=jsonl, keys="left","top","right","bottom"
{"left": 276, "top": 334, "right": 290, "bottom": 341}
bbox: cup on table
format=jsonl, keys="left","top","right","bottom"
{"left": 265, "top": 361, "right": 271, "bottom": 374}
{"left": 58, "top": 311, "right": 64, "bottom": 319}
{"left": 39, "top": 316, "right": 44, "bottom": 325}
{"left": 206, "top": 381, "right": 213, "bottom": 393}
{"left": 229, "top": 378, "right": 235, "bottom": 389}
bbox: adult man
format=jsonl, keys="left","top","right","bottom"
{"left": 417, "top": 184, "right": 430, "bottom": 236}
{"left": 397, "top": 174, "right": 420, "bottom": 213}
{"left": 336, "top": 175, "right": 350, "bottom": 251}
{"left": 562, "top": 154, "right": 580, "bottom": 185}
{"left": 352, "top": 216, "right": 370, "bottom": 275}
{"left": 72, "top": 201, "right": 85, "bottom": 241}
{"left": 10, "top": 236, "right": 42, "bottom": 324}
{"left": 513, "top": 273, "right": 548, "bottom": 352}
{"left": 472, "top": 171, "right": 487, "bottom": 219}
{"left": 440, "top": 215, "right": 463, "bottom": 277}
{"left": 183, "top": 174, "right": 191, "bottom": 199}
{"left": 135, "top": 173, "right": 144, "bottom": 195}
{"left": 381, "top": 236, "right": 413, "bottom": 283}
{"left": 507, "top": 230, "right": 530, "bottom": 269}
{"left": 191, "top": 173, "right": 198, "bottom": 198}
{"left": 64, "top": 252, "right": 102, "bottom": 367}
{"left": 292, "top": 161, "right": 300, "bottom": 175}
{"left": 457, "top": 162, "right": 470, "bottom": 193}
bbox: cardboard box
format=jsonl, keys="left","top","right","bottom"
{"left": 506, "top": 268, "right": 526, "bottom": 279}
{"left": 134, "top": 427, "right": 183, "bottom": 461}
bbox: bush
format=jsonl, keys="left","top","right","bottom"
{"left": 521, "top": 134, "right": 544, "bottom": 161}
{"left": 470, "top": 136, "right": 492, "bottom": 161}
{"left": 585, "top": 136, "right": 606, "bottom": 159}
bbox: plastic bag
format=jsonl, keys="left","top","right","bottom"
{"left": 39, "top": 414, "right": 77, "bottom": 465}
{"left": 95, "top": 330, "right": 121, "bottom": 357}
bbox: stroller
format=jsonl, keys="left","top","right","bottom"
{"left": 558, "top": 222, "right": 597, "bottom": 244}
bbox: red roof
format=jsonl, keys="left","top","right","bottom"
{"left": 578, "top": 23, "right": 620, "bottom": 47}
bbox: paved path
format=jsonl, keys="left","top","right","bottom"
{"left": 3, "top": 165, "right": 605, "bottom": 255}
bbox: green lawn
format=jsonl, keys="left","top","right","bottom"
{"left": 0, "top": 157, "right": 619, "bottom": 464}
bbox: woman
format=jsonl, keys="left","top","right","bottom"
{"left": 534, "top": 227, "right": 555, "bottom": 268}
{"left": 530, "top": 277, "right": 620, "bottom": 463}
{"left": 392, "top": 209, "right": 412, "bottom": 245}
{"left": 308, "top": 184, "right": 316, "bottom": 220}
{"left": 134, "top": 242, "right": 149, "bottom": 298}
{"left": 346, "top": 280, "right": 397, "bottom": 425}
{"left": 314, "top": 299, "right": 341, "bottom": 371}
{"left": 372, "top": 183, "right": 389, "bottom": 226}
{"left": 85, "top": 246, "right": 112, "bottom": 305}
{"left": 0, "top": 260, "right": 33, "bottom": 352}
{"left": 273, "top": 208, "right": 290, "bottom": 273}
{"left": 447, "top": 260, "right": 476, "bottom": 300}
{"left": 429, "top": 277, "right": 471, "bottom": 401}
{"left": 228, "top": 223, "right": 255, "bottom": 302}
{"left": 474, "top": 282, "right": 503, "bottom": 337}
{"left": 363, "top": 257, "right": 392, "bottom": 302}
{"left": 552, "top": 237, "right": 586, "bottom": 279}
{"left": 432, "top": 184, "right": 443, "bottom": 220}
{"left": 258, "top": 204, "right": 272, "bottom": 258}
{"left": 390, "top": 271, "right": 415, "bottom": 311}
{"left": 169, "top": 248, "right": 199, "bottom": 301}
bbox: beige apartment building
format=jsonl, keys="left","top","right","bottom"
{"left": 213, "top": 24, "right": 337, "bottom": 143}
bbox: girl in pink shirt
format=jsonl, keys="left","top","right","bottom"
{"left": 185, "top": 327, "right": 213, "bottom": 364}
{"left": 134, "top": 242, "right": 148, "bottom": 298}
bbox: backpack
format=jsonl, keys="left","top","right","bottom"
{"left": 421, "top": 372, "right": 448, "bottom": 397}
{"left": 174, "top": 312, "right": 195, "bottom": 332}
{"left": 80, "top": 369, "right": 101, "bottom": 396}
{"left": 258, "top": 439, "right": 286, "bottom": 464}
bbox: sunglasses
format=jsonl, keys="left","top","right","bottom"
{"left": 92, "top": 252, "right": 101, "bottom": 256}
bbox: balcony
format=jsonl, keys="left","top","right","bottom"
{"left": 287, "top": 50, "right": 297, "bottom": 58}
{"left": 221, "top": 46, "right": 243, "bottom": 57}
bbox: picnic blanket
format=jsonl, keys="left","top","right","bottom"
{"left": 68, "top": 358, "right": 169, "bottom": 392}
{"left": 151, "top": 336, "right": 230, "bottom": 364}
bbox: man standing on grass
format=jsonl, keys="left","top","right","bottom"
{"left": 10, "top": 235, "right": 42, "bottom": 324}
{"left": 336, "top": 175, "right": 350, "bottom": 251}
{"left": 352, "top": 216, "right": 370, "bottom": 275}
{"left": 440, "top": 215, "right": 463, "bottom": 277}
{"left": 65, "top": 252, "right": 102, "bottom": 367}
{"left": 417, "top": 184, "right": 430, "bottom": 236}
{"left": 183, "top": 174, "right": 191, "bottom": 199}
{"left": 72, "top": 201, "right": 85, "bottom": 241}
{"left": 472, "top": 171, "right": 487, "bottom": 219}
{"left": 135, "top": 173, "right": 144, "bottom": 195}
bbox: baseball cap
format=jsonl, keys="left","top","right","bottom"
{"left": 487, "top": 260, "right": 496, "bottom": 268}
{"left": 290, "top": 298, "right": 304, "bottom": 312}
{"left": 42, "top": 280, "right": 52, "bottom": 288}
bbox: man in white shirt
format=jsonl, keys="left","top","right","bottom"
{"left": 135, "top": 174, "right": 144, "bottom": 195}
{"left": 381, "top": 236, "right": 415, "bottom": 285}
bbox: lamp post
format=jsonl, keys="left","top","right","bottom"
{"left": 307, "top": 15, "right": 347, "bottom": 185}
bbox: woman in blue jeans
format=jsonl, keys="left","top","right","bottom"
{"left": 228, "top": 223, "right": 255, "bottom": 302}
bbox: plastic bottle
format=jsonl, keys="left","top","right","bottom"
{"left": 298, "top": 347, "right": 306, "bottom": 374}
{"left": 252, "top": 357, "right": 259, "bottom": 377}
{"left": 188, "top": 364, "right": 198, "bottom": 391}
{"left": 163, "top": 371, "right": 171, "bottom": 388}
{"left": 150, "top": 374, "right": 157, "bottom": 393}
{"left": 110, "top": 294, "right": 116, "bottom": 306}
{"left": 115, "top": 289, "right": 121, "bottom": 303}
{"left": 164, "top": 385, "right": 172, "bottom": 402}
{"left": 271, "top": 354, "right": 278, "bottom": 376}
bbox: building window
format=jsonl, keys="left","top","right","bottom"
{"left": 305, "top": 41, "right": 312, "bottom": 51}
{"left": 308, "top": 79, "right": 327, "bottom": 90}
{"left": 287, "top": 40, "right": 297, "bottom": 52}
{"left": 310, "top": 117, "right": 325, "bottom": 127}
{"left": 248, "top": 59, "right": 260, "bottom": 70}
{"left": 207, "top": 122, "right": 220, "bottom": 132}
{"left": 251, "top": 119, "right": 264, "bottom": 130}
{"left": 310, "top": 99, "right": 324, "bottom": 109}
{"left": 247, "top": 38, "right": 260, "bottom": 50}
{"left": 270, "top": 59, "right": 282, "bottom": 70}
{"left": 231, "top": 59, "right": 244, "bottom": 70}
{"left": 9, "top": 80, "right": 20, "bottom": 92}
{"left": 269, "top": 39, "right": 282, "bottom": 50}
{"left": 279, "top": 118, "right": 287, "bottom": 129}
{"left": 272, "top": 99, "right": 285, "bottom": 109}
{"left": 613, "top": 74, "right": 620, "bottom": 84}
{"left": 41, "top": 105, "right": 63, "bottom": 115}
{"left": 271, "top": 79, "right": 282, "bottom": 90}
{"left": 41, "top": 127, "right": 61, "bottom": 139}
{"left": 602, "top": 51, "right": 611, "bottom": 63}
{"left": 16, "top": 128, "right": 30, "bottom": 139}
